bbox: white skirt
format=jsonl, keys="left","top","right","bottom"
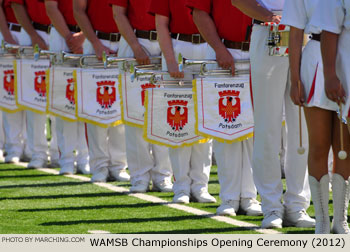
{"left": 301, "top": 39, "right": 338, "bottom": 111}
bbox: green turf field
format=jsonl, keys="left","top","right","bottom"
{"left": 0, "top": 162, "right": 340, "bottom": 234}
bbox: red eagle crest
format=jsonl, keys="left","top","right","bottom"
{"left": 167, "top": 100, "right": 188, "bottom": 131}
{"left": 3, "top": 69, "right": 14, "bottom": 95}
{"left": 218, "top": 90, "right": 241, "bottom": 123}
{"left": 34, "top": 71, "right": 46, "bottom": 97}
{"left": 96, "top": 81, "right": 116, "bottom": 109}
{"left": 141, "top": 83, "right": 158, "bottom": 107}
{"left": 65, "top": 78, "right": 75, "bottom": 105}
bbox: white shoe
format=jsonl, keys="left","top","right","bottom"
{"left": 240, "top": 198, "right": 263, "bottom": 216}
{"left": 5, "top": 154, "right": 20, "bottom": 164}
{"left": 191, "top": 188, "right": 216, "bottom": 203}
{"left": 309, "top": 175, "right": 331, "bottom": 234}
{"left": 331, "top": 173, "right": 350, "bottom": 234}
{"left": 77, "top": 163, "right": 91, "bottom": 174}
{"left": 130, "top": 180, "right": 149, "bottom": 193}
{"left": 59, "top": 164, "right": 74, "bottom": 175}
{"left": 284, "top": 210, "right": 316, "bottom": 228}
{"left": 173, "top": 191, "right": 190, "bottom": 204}
{"left": 152, "top": 179, "right": 173, "bottom": 192}
{"left": 261, "top": 211, "right": 283, "bottom": 229}
{"left": 216, "top": 200, "right": 239, "bottom": 216}
{"left": 91, "top": 167, "right": 108, "bottom": 182}
{"left": 27, "top": 158, "right": 47, "bottom": 168}
{"left": 109, "top": 169, "right": 130, "bottom": 182}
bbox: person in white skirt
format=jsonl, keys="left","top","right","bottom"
{"left": 44, "top": 0, "right": 90, "bottom": 175}
{"left": 109, "top": 0, "right": 173, "bottom": 192}
{"left": 310, "top": 0, "right": 350, "bottom": 233}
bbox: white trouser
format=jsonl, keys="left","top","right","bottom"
{"left": 0, "top": 28, "right": 5, "bottom": 151}
{"left": 83, "top": 39, "right": 127, "bottom": 174}
{"left": 49, "top": 27, "right": 89, "bottom": 167}
{"left": 0, "top": 111, "right": 4, "bottom": 150}
{"left": 250, "top": 25, "right": 310, "bottom": 214}
{"left": 3, "top": 111, "right": 26, "bottom": 156}
{"left": 206, "top": 46, "right": 257, "bottom": 201}
{"left": 2, "top": 28, "right": 31, "bottom": 157}
{"left": 48, "top": 116, "right": 59, "bottom": 161}
{"left": 25, "top": 30, "right": 59, "bottom": 161}
{"left": 162, "top": 39, "right": 212, "bottom": 194}
{"left": 0, "top": 35, "right": 3, "bottom": 151}
{"left": 118, "top": 37, "right": 172, "bottom": 184}
{"left": 169, "top": 143, "right": 212, "bottom": 194}
{"left": 56, "top": 119, "right": 88, "bottom": 166}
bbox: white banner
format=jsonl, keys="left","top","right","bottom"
{"left": 0, "top": 58, "right": 20, "bottom": 112}
{"left": 144, "top": 87, "right": 207, "bottom": 148}
{"left": 47, "top": 66, "right": 77, "bottom": 121}
{"left": 16, "top": 58, "right": 50, "bottom": 113}
{"left": 75, "top": 68, "right": 122, "bottom": 127}
{"left": 193, "top": 75, "right": 254, "bottom": 143}
{"left": 120, "top": 72, "right": 161, "bottom": 127}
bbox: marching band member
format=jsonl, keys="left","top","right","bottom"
{"left": 44, "top": 0, "right": 90, "bottom": 175}
{"left": 188, "top": 0, "right": 262, "bottom": 216}
{"left": 311, "top": 0, "right": 350, "bottom": 233}
{"left": 109, "top": 0, "right": 173, "bottom": 192}
{"left": 149, "top": 0, "right": 216, "bottom": 204}
{"left": 0, "top": 112, "right": 4, "bottom": 161}
{"left": 0, "top": 0, "right": 31, "bottom": 164}
{"left": 73, "top": 0, "right": 129, "bottom": 182}
{"left": 10, "top": 0, "right": 59, "bottom": 168}
{"left": 230, "top": 0, "right": 315, "bottom": 228}
{"left": 0, "top": 5, "right": 4, "bottom": 161}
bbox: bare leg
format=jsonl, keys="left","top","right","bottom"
{"left": 304, "top": 107, "right": 333, "bottom": 180}
{"left": 332, "top": 114, "right": 350, "bottom": 178}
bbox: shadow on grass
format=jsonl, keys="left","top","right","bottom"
{"left": 0, "top": 174, "right": 56, "bottom": 179}
{"left": 18, "top": 202, "right": 161, "bottom": 212}
{"left": 125, "top": 226, "right": 257, "bottom": 234}
{"left": 0, "top": 181, "right": 89, "bottom": 189}
{"left": 111, "top": 183, "right": 130, "bottom": 187}
{"left": 199, "top": 205, "right": 218, "bottom": 209}
{"left": 236, "top": 217, "right": 264, "bottom": 222}
{"left": 0, "top": 192, "right": 123, "bottom": 201}
{"left": 310, "top": 200, "right": 333, "bottom": 205}
{"left": 285, "top": 230, "right": 315, "bottom": 234}
{"left": 206, "top": 193, "right": 219, "bottom": 197}
{"left": 210, "top": 171, "right": 218, "bottom": 176}
{"left": 40, "top": 214, "right": 218, "bottom": 226}
{"left": 0, "top": 168, "right": 29, "bottom": 172}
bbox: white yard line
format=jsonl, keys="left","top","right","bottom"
{"left": 88, "top": 230, "right": 111, "bottom": 234}
{"left": 19, "top": 163, "right": 280, "bottom": 234}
